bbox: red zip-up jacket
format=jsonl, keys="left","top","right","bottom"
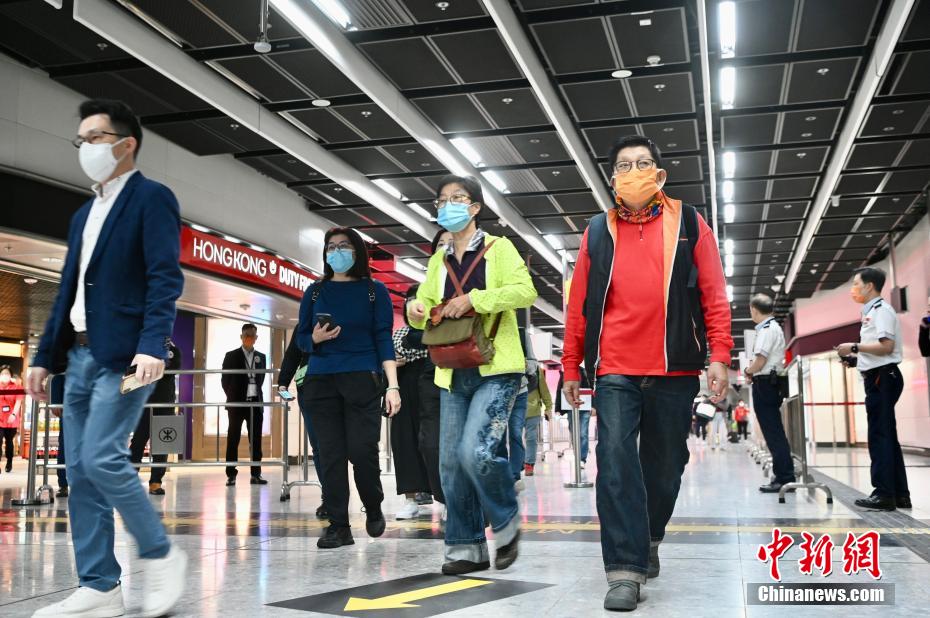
{"left": 563, "top": 201, "right": 732, "bottom": 381}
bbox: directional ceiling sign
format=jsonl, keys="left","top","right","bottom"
{"left": 267, "top": 573, "right": 552, "bottom": 617}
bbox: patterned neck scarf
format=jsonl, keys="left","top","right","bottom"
{"left": 615, "top": 193, "right": 664, "bottom": 224}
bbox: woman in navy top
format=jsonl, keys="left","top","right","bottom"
{"left": 296, "top": 227, "right": 400, "bottom": 549}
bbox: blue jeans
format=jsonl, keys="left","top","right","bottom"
{"left": 594, "top": 374, "right": 699, "bottom": 584}
{"left": 496, "top": 391, "right": 527, "bottom": 480}
{"left": 524, "top": 415, "right": 542, "bottom": 465}
{"left": 297, "top": 384, "right": 326, "bottom": 504}
{"left": 440, "top": 369, "right": 520, "bottom": 563}
{"left": 567, "top": 409, "right": 591, "bottom": 461}
{"left": 63, "top": 346, "right": 170, "bottom": 592}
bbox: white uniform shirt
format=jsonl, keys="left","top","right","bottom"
{"left": 242, "top": 347, "right": 259, "bottom": 398}
{"left": 752, "top": 317, "right": 785, "bottom": 374}
{"left": 857, "top": 297, "right": 902, "bottom": 372}
{"left": 69, "top": 169, "right": 138, "bottom": 332}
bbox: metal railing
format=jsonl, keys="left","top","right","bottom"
{"left": 777, "top": 360, "right": 833, "bottom": 505}
{"left": 12, "top": 368, "right": 321, "bottom": 507}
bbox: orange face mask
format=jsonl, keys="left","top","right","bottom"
{"left": 850, "top": 283, "right": 868, "bottom": 304}
{"left": 612, "top": 168, "right": 661, "bottom": 207}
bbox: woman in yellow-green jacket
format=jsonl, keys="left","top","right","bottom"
{"left": 408, "top": 174, "right": 536, "bottom": 576}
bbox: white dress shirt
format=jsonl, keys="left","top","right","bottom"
{"left": 752, "top": 316, "right": 786, "bottom": 374}
{"left": 857, "top": 297, "right": 902, "bottom": 372}
{"left": 69, "top": 169, "right": 138, "bottom": 332}
{"left": 243, "top": 347, "right": 259, "bottom": 398}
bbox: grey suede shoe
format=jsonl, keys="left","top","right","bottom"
{"left": 604, "top": 581, "right": 640, "bottom": 611}
{"left": 648, "top": 543, "right": 660, "bottom": 578}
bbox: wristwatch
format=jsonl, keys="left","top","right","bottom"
{"left": 851, "top": 344, "right": 859, "bottom": 354}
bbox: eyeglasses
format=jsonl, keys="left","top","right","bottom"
{"left": 613, "top": 159, "right": 657, "bottom": 174}
{"left": 431, "top": 194, "right": 472, "bottom": 208}
{"left": 326, "top": 242, "right": 354, "bottom": 252}
{"left": 71, "top": 130, "right": 128, "bottom": 148}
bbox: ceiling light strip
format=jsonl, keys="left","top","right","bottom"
{"left": 480, "top": 0, "right": 614, "bottom": 213}
{"left": 696, "top": 0, "right": 720, "bottom": 241}
{"left": 784, "top": 0, "right": 916, "bottom": 294}
{"left": 73, "top": 0, "right": 435, "bottom": 243}
{"left": 269, "top": 0, "right": 563, "bottom": 273}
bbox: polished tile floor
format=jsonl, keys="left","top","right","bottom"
{"left": 1, "top": 435, "right": 929, "bottom": 617}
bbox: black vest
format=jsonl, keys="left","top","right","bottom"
{"left": 582, "top": 204, "right": 708, "bottom": 374}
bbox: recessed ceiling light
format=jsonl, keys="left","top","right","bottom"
{"left": 639, "top": 18, "right": 652, "bottom": 26}
{"left": 333, "top": 187, "right": 343, "bottom": 192}
{"left": 816, "top": 67, "right": 830, "bottom": 75}
{"left": 667, "top": 142, "right": 677, "bottom": 147}
{"left": 776, "top": 240, "right": 782, "bottom": 245}
{"left": 288, "top": 159, "right": 297, "bottom": 164}
{"left": 23, "top": 277, "right": 38, "bottom": 285}
{"left": 805, "top": 116, "right": 817, "bottom": 122}
{"left": 611, "top": 69, "right": 633, "bottom": 79}
{"left": 435, "top": 1, "right": 450, "bottom": 9}
{"left": 796, "top": 152, "right": 807, "bottom": 158}
{"left": 654, "top": 83, "right": 666, "bottom": 91}
{"left": 539, "top": 153, "right": 550, "bottom": 158}
{"left": 671, "top": 160, "right": 680, "bottom": 165}
{"left": 866, "top": 234, "right": 873, "bottom": 239}
{"left": 311, "top": 99, "right": 331, "bottom": 107}
{"left": 892, "top": 197, "right": 900, "bottom": 202}
{"left": 421, "top": 162, "right": 431, "bottom": 167}
{"left": 230, "top": 123, "right": 240, "bottom": 129}
{"left": 883, "top": 126, "right": 895, "bottom": 132}
{"left": 41, "top": 256, "right": 64, "bottom": 263}
{"left": 784, "top": 204, "right": 792, "bottom": 209}
{"left": 552, "top": 170, "right": 561, "bottom": 176}
{"left": 361, "top": 110, "right": 372, "bottom": 117}
{"left": 501, "top": 97, "right": 514, "bottom": 104}
{"left": 892, "top": 109, "right": 904, "bottom": 115}
{"left": 663, "top": 128, "right": 675, "bottom": 134}
{"left": 801, "top": 132, "right": 813, "bottom": 137}
{"left": 97, "top": 42, "right": 108, "bottom": 51}
{"left": 529, "top": 138, "right": 540, "bottom": 144}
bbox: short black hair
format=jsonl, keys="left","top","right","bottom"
{"left": 323, "top": 227, "right": 372, "bottom": 280}
{"left": 855, "top": 267, "right": 886, "bottom": 292}
{"left": 435, "top": 174, "right": 483, "bottom": 227}
{"left": 607, "top": 135, "right": 662, "bottom": 170}
{"left": 79, "top": 99, "right": 143, "bottom": 157}
{"left": 430, "top": 229, "right": 449, "bottom": 255}
{"left": 241, "top": 323, "right": 258, "bottom": 334}
{"left": 750, "top": 293, "right": 774, "bottom": 315}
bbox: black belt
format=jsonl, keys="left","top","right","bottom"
{"left": 862, "top": 364, "right": 897, "bottom": 378}
{"left": 75, "top": 332, "right": 90, "bottom": 347}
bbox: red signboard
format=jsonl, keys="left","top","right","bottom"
{"left": 179, "top": 227, "right": 316, "bottom": 300}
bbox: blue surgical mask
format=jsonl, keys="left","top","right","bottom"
{"left": 326, "top": 248, "right": 355, "bottom": 274}
{"left": 437, "top": 202, "right": 473, "bottom": 233}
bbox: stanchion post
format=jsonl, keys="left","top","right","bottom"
{"left": 12, "top": 399, "right": 42, "bottom": 506}
{"left": 564, "top": 406, "right": 593, "bottom": 489}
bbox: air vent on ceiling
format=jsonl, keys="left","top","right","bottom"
{"left": 343, "top": 0, "right": 412, "bottom": 30}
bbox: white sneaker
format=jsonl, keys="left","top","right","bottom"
{"left": 32, "top": 585, "right": 124, "bottom": 617}
{"left": 514, "top": 479, "right": 526, "bottom": 494}
{"left": 395, "top": 499, "right": 420, "bottom": 520}
{"left": 141, "top": 544, "right": 188, "bottom": 618}
{"left": 580, "top": 461, "right": 586, "bottom": 470}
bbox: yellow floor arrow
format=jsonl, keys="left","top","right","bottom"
{"left": 344, "top": 578, "right": 492, "bottom": 611}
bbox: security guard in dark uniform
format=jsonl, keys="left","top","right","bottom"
{"left": 836, "top": 267, "right": 909, "bottom": 511}
{"left": 745, "top": 293, "right": 795, "bottom": 492}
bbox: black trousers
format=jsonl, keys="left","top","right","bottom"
{"left": 752, "top": 379, "right": 795, "bottom": 484}
{"left": 863, "top": 364, "right": 909, "bottom": 499}
{"left": 737, "top": 420, "right": 749, "bottom": 439}
{"left": 226, "top": 399, "right": 264, "bottom": 479}
{"left": 1, "top": 428, "right": 16, "bottom": 465}
{"left": 417, "top": 367, "right": 444, "bottom": 504}
{"left": 391, "top": 360, "right": 431, "bottom": 496}
{"left": 130, "top": 406, "right": 174, "bottom": 484}
{"left": 696, "top": 416, "right": 708, "bottom": 439}
{"left": 308, "top": 371, "right": 384, "bottom": 528}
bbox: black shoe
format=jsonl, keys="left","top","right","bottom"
{"left": 495, "top": 530, "right": 520, "bottom": 570}
{"left": 855, "top": 495, "right": 896, "bottom": 511}
{"left": 149, "top": 482, "right": 166, "bottom": 496}
{"left": 250, "top": 476, "right": 268, "bottom": 485}
{"left": 56, "top": 487, "right": 69, "bottom": 498}
{"left": 4, "top": 462, "right": 10, "bottom": 473}
{"left": 604, "top": 581, "right": 640, "bottom": 612}
{"left": 315, "top": 504, "right": 331, "bottom": 519}
{"left": 317, "top": 525, "right": 354, "bottom": 549}
{"left": 226, "top": 477, "right": 236, "bottom": 486}
{"left": 415, "top": 492, "right": 434, "bottom": 506}
{"left": 441, "top": 560, "right": 490, "bottom": 575}
{"left": 759, "top": 481, "right": 796, "bottom": 493}
{"left": 647, "top": 543, "right": 660, "bottom": 579}
{"left": 366, "top": 508, "right": 386, "bottom": 538}
{"left": 896, "top": 496, "right": 912, "bottom": 509}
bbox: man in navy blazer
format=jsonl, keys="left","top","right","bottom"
{"left": 27, "top": 99, "right": 187, "bottom": 618}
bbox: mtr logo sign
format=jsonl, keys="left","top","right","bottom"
{"left": 180, "top": 227, "right": 315, "bottom": 300}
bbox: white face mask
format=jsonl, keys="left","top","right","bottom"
{"left": 0, "top": 374, "right": 10, "bottom": 384}
{"left": 78, "top": 138, "right": 126, "bottom": 183}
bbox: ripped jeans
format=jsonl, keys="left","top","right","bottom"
{"left": 439, "top": 368, "right": 521, "bottom": 563}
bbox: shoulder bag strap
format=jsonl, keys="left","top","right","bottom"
{"left": 443, "top": 238, "right": 498, "bottom": 298}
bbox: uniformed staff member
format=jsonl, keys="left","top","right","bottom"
{"left": 836, "top": 267, "right": 910, "bottom": 511}
{"left": 745, "top": 293, "right": 795, "bottom": 493}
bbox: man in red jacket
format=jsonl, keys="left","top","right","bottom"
{"left": 562, "top": 135, "right": 732, "bottom": 611}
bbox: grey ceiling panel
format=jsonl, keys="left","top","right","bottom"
{"left": 732, "top": 180, "right": 767, "bottom": 202}
{"left": 764, "top": 221, "right": 802, "bottom": 237}
{"left": 891, "top": 51, "right": 930, "bottom": 94}
{"left": 780, "top": 108, "right": 842, "bottom": 142}
{"left": 56, "top": 73, "right": 174, "bottom": 116}
{"left": 768, "top": 202, "right": 810, "bottom": 220}
{"left": 333, "top": 147, "right": 406, "bottom": 175}
{"left": 771, "top": 176, "right": 818, "bottom": 199}
{"left": 584, "top": 127, "right": 631, "bottom": 158}
{"left": 786, "top": 58, "right": 859, "bottom": 104}
{"left": 271, "top": 50, "right": 362, "bottom": 98}
{"left": 240, "top": 157, "right": 296, "bottom": 183}
{"left": 431, "top": 29, "right": 522, "bottom": 83}
{"left": 857, "top": 215, "right": 901, "bottom": 232}
{"left": 508, "top": 132, "right": 569, "bottom": 163}
{"left": 665, "top": 156, "right": 704, "bottom": 182}
{"left": 846, "top": 141, "right": 906, "bottom": 169}
{"left": 130, "top": 0, "right": 238, "bottom": 47}
{"left": 836, "top": 172, "right": 885, "bottom": 194}
{"left": 532, "top": 218, "right": 574, "bottom": 234}
{"left": 562, "top": 81, "right": 632, "bottom": 122}
{"left": 509, "top": 196, "right": 559, "bottom": 216}
{"left": 381, "top": 144, "right": 444, "bottom": 172}
{"left": 404, "top": 0, "right": 486, "bottom": 22}
{"left": 640, "top": 119, "right": 700, "bottom": 151}
{"left": 334, "top": 103, "right": 409, "bottom": 139}
{"left": 464, "top": 136, "right": 525, "bottom": 165}
{"left": 215, "top": 57, "right": 309, "bottom": 101}
{"left": 264, "top": 154, "right": 318, "bottom": 181}
{"left": 829, "top": 197, "right": 871, "bottom": 216}
{"left": 734, "top": 65, "right": 785, "bottom": 108}
{"left": 899, "top": 139, "right": 930, "bottom": 166}
{"left": 673, "top": 184, "right": 706, "bottom": 205}
{"left": 860, "top": 101, "right": 928, "bottom": 137}
{"left": 773, "top": 147, "right": 829, "bottom": 174}
{"left": 289, "top": 109, "right": 363, "bottom": 143}
{"left": 532, "top": 166, "right": 587, "bottom": 191}
{"left": 385, "top": 177, "right": 436, "bottom": 201}
{"left": 626, "top": 73, "right": 695, "bottom": 116}
{"left": 199, "top": 0, "right": 301, "bottom": 41}
{"left": 474, "top": 89, "right": 550, "bottom": 128}
{"left": 149, "top": 121, "right": 239, "bottom": 156}
{"left": 413, "top": 95, "right": 492, "bottom": 132}
{"left": 903, "top": 0, "right": 930, "bottom": 41}
{"left": 609, "top": 8, "right": 689, "bottom": 67}
{"left": 795, "top": 0, "right": 879, "bottom": 51}
{"left": 531, "top": 18, "right": 615, "bottom": 74}
{"left": 555, "top": 193, "right": 599, "bottom": 213}
{"left": 359, "top": 38, "right": 457, "bottom": 89}
{"left": 722, "top": 114, "right": 778, "bottom": 147}
{"left": 734, "top": 0, "right": 794, "bottom": 56}
{"left": 201, "top": 118, "right": 277, "bottom": 152}
{"left": 728, "top": 151, "right": 773, "bottom": 178}
{"left": 883, "top": 169, "right": 930, "bottom": 192}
